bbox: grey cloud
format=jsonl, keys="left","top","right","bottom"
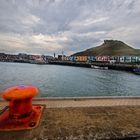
{"left": 0, "top": 0, "right": 140, "bottom": 55}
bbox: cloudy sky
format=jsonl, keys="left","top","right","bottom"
{"left": 0, "top": 0, "right": 140, "bottom": 55}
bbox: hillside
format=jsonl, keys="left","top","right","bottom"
{"left": 73, "top": 40, "right": 140, "bottom": 56}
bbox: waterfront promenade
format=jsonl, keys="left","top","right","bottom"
{"left": 0, "top": 97, "right": 140, "bottom": 140}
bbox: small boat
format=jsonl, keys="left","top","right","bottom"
{"left": 133, "top": 68, "right": 140, "bottom": 75}
{"left": 91, "top": 65, "right": 100, "bottom": 69}
{"left": 91, "top": 65, "right": 108, "bottom": 70}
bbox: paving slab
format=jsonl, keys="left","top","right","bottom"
{"left": 1, "top": 97, "right": 140, "bottom": 109}
{"left": 33, "top": 98, "right": 140, "bottom": 108}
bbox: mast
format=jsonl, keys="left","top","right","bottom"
{"left": 62, "top": 50, "right": 64, "bottom": 61}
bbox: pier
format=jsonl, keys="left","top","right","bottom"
{"left": 49, "top": 61, "right": 140, "bottom": 72}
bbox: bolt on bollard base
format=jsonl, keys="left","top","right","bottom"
{"left": 0, "top": 105, "right": 44, "bottom": 131}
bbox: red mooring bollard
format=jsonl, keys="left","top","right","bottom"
{"left": 0, "top": 85, "right": 44, "bottom": 131}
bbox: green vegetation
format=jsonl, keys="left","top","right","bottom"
{"left": 73, "top": 40, "right": 140, "bottom": 56}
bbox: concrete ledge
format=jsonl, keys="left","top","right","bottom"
{"left": 1, "top": 96, "right": 140, "bottom": 102}
{"left": 1, "top": 97, "right": 140, "bottom": 109}
{"left": 34, "top": 96, "right": 140, "bottom": 101}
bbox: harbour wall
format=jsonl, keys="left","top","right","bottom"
{"left": 49, "top": 61, "right": 139, "bottom": 71}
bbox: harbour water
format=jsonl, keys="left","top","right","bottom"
{"left": 0, "top": 62, "right": 140, "bottom": 97}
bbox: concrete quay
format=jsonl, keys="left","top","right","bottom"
{"left": 0, "top": 97, "right": 140, "bottom": 140}
{"left": 0, "top": 97, "right": 140, "bottom": 109}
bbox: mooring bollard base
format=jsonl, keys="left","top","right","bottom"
{"left": 0, "top": 105, "right": 44, "bottom": 131}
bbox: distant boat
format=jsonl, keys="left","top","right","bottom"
{"left": 91, "top": 65, "right": 100, "bottom": 69}
{"left": 91, "top": 65, "right": 108, "bottom": 70}
{"left": 133, "top": 68, "right": 140, "bottom": 75}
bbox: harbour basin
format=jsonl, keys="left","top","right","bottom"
{"left": 0, "top": 62, "right": 140, "bottom": 97}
